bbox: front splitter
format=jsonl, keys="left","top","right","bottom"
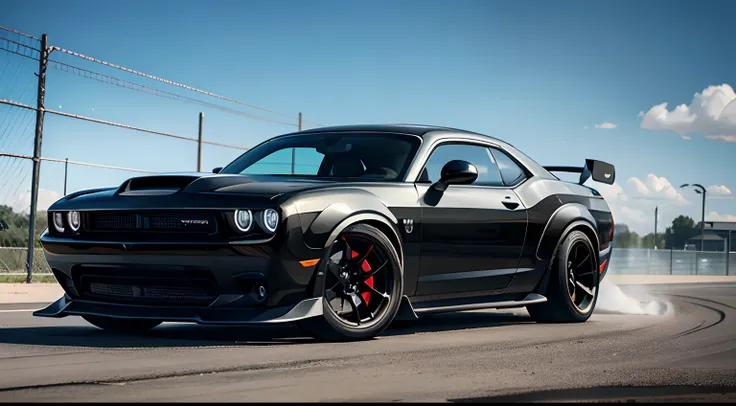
{"left": 33, "top": 295, "right": 324, "bottom": 325}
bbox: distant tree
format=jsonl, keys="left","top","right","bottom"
{"left": 664, "top": 215, "right": 698, "bottom": 250}
{"left": 0, "top": 205, "right": 48, "bottom": 247}
{"left": 613, "top": 223, "right": 641, "bottom": 248}
{"left": 641, "top": 233, "right": 666, "bottom": 249}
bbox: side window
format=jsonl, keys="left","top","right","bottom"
{"left": 490, "top": 148, "right": 526, "bottom": 185}
{"left": 242, "top": 147, "right": 323, "bottom": 175}
{"left": 422, "top": 143, "right": 504, "bottom": 186}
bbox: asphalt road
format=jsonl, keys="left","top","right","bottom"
{"left": 0, "top": 283, "right": 735, "bottom": 402}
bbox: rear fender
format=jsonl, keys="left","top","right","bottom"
{"left": 536, "top": 203, "right": 599, "bottom": 261}
{"left": 534, "top": 204, "right": 600, "bottom": 294}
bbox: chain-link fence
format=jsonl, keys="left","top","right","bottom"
{"left": 0, "top": 247, "right": 48, "bottom": 275}
{"left": 607, "top": 248, "right": 734, "bottom": 276}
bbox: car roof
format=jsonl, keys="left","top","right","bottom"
{"left": 272, "top": 124, "right": 554, "bottom": 180}
{"left": 295, "top": 124, "right": 507, "bottom": 143}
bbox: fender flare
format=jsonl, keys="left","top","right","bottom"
{"left": 533, "top": 204, "right": 600, "bottom": 295}
{"left": 322, "top": 212, "right": 404, "bottom": 268}
{"left": 304, "top": 210, "right": 404, "bottom": 298}
{"left": 536, "top": 203, "right": 599, "bottom": 261}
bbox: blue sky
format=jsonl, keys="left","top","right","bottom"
{"left": 1, "top": 0, "right": 735, "bottom": 234}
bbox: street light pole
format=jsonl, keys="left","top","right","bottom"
{"left": 654, "top": 206, "right": 658, "bottom": 249}
{"left": 680, "top": 183, "right": 706, "bottom": 250}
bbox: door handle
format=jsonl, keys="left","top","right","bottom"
{"left": 502, "top": 200, "right": 519, "bottom": 210}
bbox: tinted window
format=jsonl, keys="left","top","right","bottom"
{"left": 422, "top": 143, "right": 503, "bottom": 186}
{"left": 222, "top": 132, "right": 421, "bottom": 181}
{"left": 243, "top": 147, "right": 323, "bottom": 175}
{"left": 490, "top": 148, "right": 526, "bottom": 185}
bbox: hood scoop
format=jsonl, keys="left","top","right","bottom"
{"left": 116, "top": 175, "right": 202, "bottom": 196}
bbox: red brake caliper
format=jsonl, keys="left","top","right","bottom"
{"left": 350, "top": 249, "right": 374, "bottom": 306}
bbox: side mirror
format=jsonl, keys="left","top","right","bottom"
{"left": 432, "top": 160, "right": 478, "bottom": 192}
{"left": 212, "top": 167, "right": 223, "bottom": 174}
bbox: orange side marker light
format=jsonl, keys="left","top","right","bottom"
{"left": 300, "top": 259, "right": 320, "bottom": 267}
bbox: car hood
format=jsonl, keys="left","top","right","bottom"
{"left": 50, "top": 173, "right": 350, "bottom": 211}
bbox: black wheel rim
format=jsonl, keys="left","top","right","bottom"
{"left": 323, "top": 233, "right": 394, "bottom": 328}
{"left": 566, "top": 240, "right": 597, "bottom": 313}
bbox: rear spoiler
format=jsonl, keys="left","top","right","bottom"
{"left": 544, "top": 159, "right": 615, "bottom": 185}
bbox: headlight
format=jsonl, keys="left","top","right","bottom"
{"left": 52, "top": 212, "right": 65, "bottom": 233}
{"left": 262, "top": 209, "right": 279, "bottom": 233}
{"left": 67, "top": 211, "right": 81, "bottom": 232}
{"left": 233, "top": 209, "right": 253, "bottom": 232}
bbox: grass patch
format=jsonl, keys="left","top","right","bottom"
{"left": 0, "top": 274, "right": 56, "bottom": 283}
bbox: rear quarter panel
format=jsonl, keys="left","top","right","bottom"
{"left": 505, "top": 177, "right": 613, "bottom": 293}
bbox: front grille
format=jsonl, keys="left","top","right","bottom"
{"left": 84, "top": 211, "right": 218, "bottom": 234}
{"left": 74, "top": 266, "right": 218, "bottom": 306}
{"left": 89, "top": 214, "right": 137, "bottom": 230}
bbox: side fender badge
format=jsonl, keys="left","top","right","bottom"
{"left": 402, "top": 218, "right": 414, "bottom": 234}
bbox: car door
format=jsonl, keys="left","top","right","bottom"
{"left": 414, "top": 142, "right": 528, "bottom": 298}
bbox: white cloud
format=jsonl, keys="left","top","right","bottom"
{"left": 620, "top": 205, "right": 648, "bottom": 225}
{"left": 586, "top": 181, "right": 649, "bottom": 232}
{"left": 681, "top": 135, "right": 692, "bottom": 140}
{"left": 705, "top": 135, "right": 736, "bottom": 143}
{"left": 640, "top": 83, "right": 736, "bottom": 141}
{"left": 626, "top": 174, "right": 689, "bottom": 205}
{"left": 638, "top": 111, "right": 645, "bottom": 118}
{"left": 12, "top": 189, "right": 62, "bottom": 214}
{"left": 594, "top": 181, "right": 628, "bottom": 202}
{"left": 707, "top": 211, "right": 736, "bottom": 222}
{"left": 707, "top": 185, "right": 732, "bottom": 196}
{"left": 583, "top": 126, "right": 589, "bottom": 130}
{"left": 595, "top": 122, "right": 617, "bottom": 129}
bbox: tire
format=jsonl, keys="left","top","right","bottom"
{"left": 298, "top": 223, "right": 403, "bottom": 341}
{"left": 82, "top": 315, "right": 162, "bottom": 334}
{"left": 527, "top": 230, "right": 599, "bottom": 323}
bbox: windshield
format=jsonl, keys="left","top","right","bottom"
{"left": 221, "top": 132, "right": 422, "bottom": 181}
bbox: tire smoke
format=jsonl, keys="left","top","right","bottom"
{"left": 595, "top": 277, "right": 672, "bottom": 316}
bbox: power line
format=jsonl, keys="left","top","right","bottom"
{"left": 51, "top": 46, "right": 322, "bottom": 125}
{"left": 0, "top": 106, "right": 33, "bottom": 153}
{"left": 0, "top": 157, "right": 27, "bottom": 198}
{"left": 0, "top": 152, "right": 157, "bottom": 174}
{"left": 0, "top": 26, "right": 40, "bottom": 41}
{"left": 0, "top": 109, "right": 35, "bottom": 176}
{"left": 49, "top": 60, "right": 298, "bottom": 127}
{"left": 0, "top": 36, "right": 41, "bottom": 53}
{"left": 1, "top": 39, "right": 324, "bottom": 128}
{"left": 0, "top": 104, "right": 34, "bottom": 149}
{"left": 0, "top": 43, "right": 39, "bottom": 62}
{"left": 5, "top": 163, "right": 31, "bottom": 211}
{"left": 0, "top": 99, "right": 251, "bottom": 151}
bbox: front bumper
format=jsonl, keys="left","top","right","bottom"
{"left": 33, "top": 294, "right": 324, "bottom": 324}
{"left": 38, "top": 217, "right": 323, "bottom": 312}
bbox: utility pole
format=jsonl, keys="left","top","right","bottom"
{"left": 700, "top": 189, "right": 706, "bottom": 251}
{"left": 197, "top": 112, "right": 204, "bottom": 172}
{"left": 654, "top": 206, "right": 658, "bottom": 249}
{"left": 291, "top": 112, "right": 302, "bottom": 174}
{"left": 25, "top": 33, "right": 49, "bottom": 284}
{"left": 63, "top": 158, "right": 68, "bottom": 195}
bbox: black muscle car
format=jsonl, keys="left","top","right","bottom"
{"left": 36, "top": 124, "right": 615, "bottom": 341}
